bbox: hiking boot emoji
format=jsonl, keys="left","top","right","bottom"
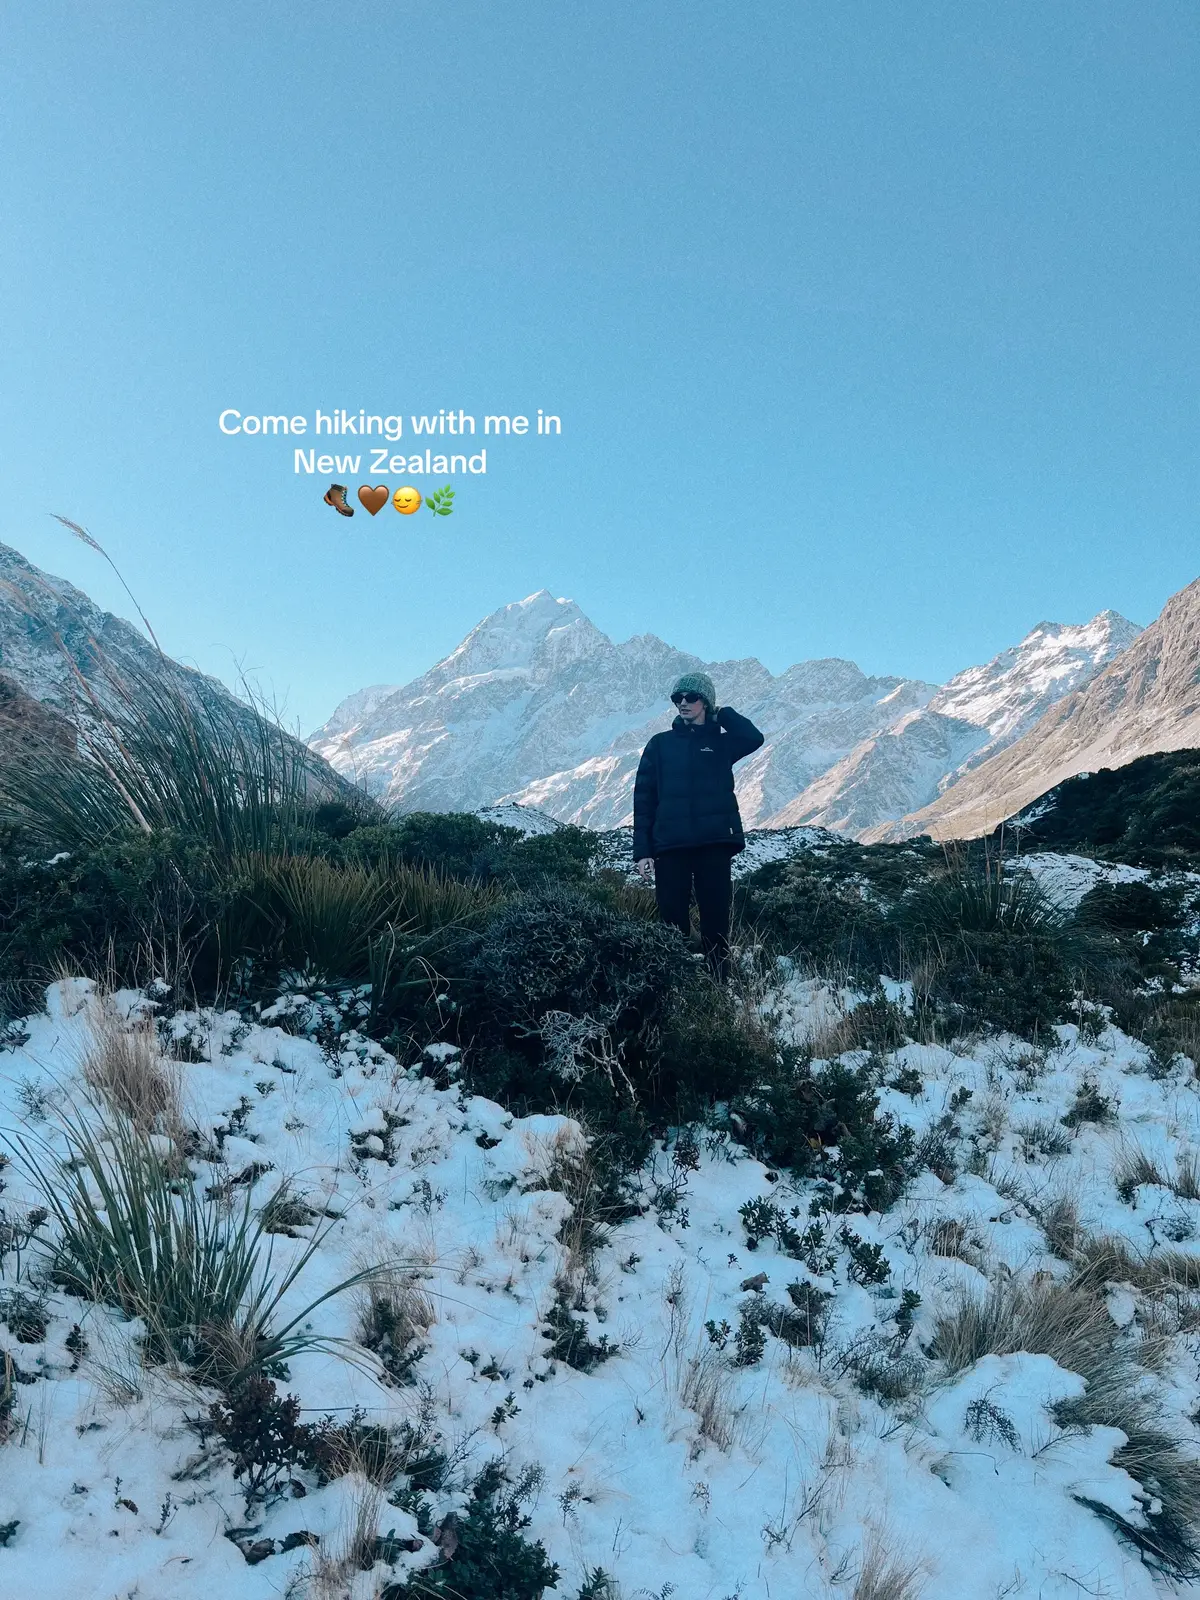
{"left": 324, "top": 483, "right": 354, "bottom": 517}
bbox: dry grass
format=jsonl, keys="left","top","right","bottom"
{"left": 930, "top": 1271, "right": 1114, "bottom": 1377}
{"left": 1113, "top": 1143, "right": 1170, "bottom": 1201}
{"left": 924, "top": 1217, "right": 987, "bottom": 1268}
{"left": 355, "top": 1264, "right": 436, "bottom": 1386}
{"left": 679, "top": 1344, "right": 745, "bottom": 1454}
{"left": 1039, "top": 1193, "right": 1082, "bottom": 1260}
{"left": 78, "top": 1004, "right": 183, "bottom": 1140}
{"left": 302, "top": 1474, "right": 384, "bottom": 1598}
{"left": 931, "top": 1256, "right": 1200, "bottom": 1577}
{"left": 852, "top": 1529, "right": 926, "bottom": 1600}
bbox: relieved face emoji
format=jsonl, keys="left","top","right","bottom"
{"left": 393, "top": 485, "right": 422, "bottom": 515}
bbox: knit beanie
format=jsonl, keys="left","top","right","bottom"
{"left": 671, "top": 671, "right": 717, "bottom": 717}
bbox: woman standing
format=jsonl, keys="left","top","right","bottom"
{"left": 632, "top": 672, "right": 764, "bottom": 981}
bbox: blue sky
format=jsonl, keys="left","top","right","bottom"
{"left": 2, "top": 2, "right": 1197, "bottom": 731}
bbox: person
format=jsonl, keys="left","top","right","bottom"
{"left": 632, "top": 672, "right": 764, "bottom": 981}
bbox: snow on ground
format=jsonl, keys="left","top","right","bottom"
{"left": 1017, "top": 851, "right": 1154, "bottom": 912}
{"left": 3, "top": 974, "right": 1200, "bottom": 1597}
{"left": 475, "top": 803, "right": 567, "bottom": 837}
{"left": 591, "top": 824, "right": 837, "bottom": 880}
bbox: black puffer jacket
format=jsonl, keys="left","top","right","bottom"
{"left": 632, "top": 706, "right": 765, "bottom": 858}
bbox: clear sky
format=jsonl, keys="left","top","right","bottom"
{"left": 2, "top": 2, "right": 1197, "bottom": 732}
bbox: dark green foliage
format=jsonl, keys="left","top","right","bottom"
{"left": 732, "top": 1304, "right": 768, "bottom": 1366}
{"left": 341, "top": 812, "right": 511, "bottom": 878}
{"left": 728, "top": 1055, "right": 915, "bottom": 1211}
{"left": 893, "top": 871, "right": 1076, "bottom": 1038}
{"left": 453, "top": 886, "right": 698, "bottom": 1122}
{"left": 0, "top": 1521, "right": 17, "bottom": 1547}
{"left": 0, "top": 669, "right": 361, "bottom": 859}
{"left": 0, "top": 829, "right": 229, "bottom": 1011}
{"left": 382, "top": 1460, "right": 559, "bottom": 1600}
{"left": 207, "top": 1375, "right": 312, "bottom": 1504}
{"left": 999, "top": 750, "right": 1200, "bottom": 867}
{"left": 0, "top": 1288, "right": 48, "bottom": 1343}
{"left": 736, "top": 856, "right": 887, "bottom": 971}
{"left": 739, "top": 845, "right": 1098, "bottom": 1042}
{"left": 893, "top": 1288, "right": 921, "bottom": 1343}
{"left": 1062, "top": 1079, "right": 1117, "bottom": 1129}
{"left": 765, "top": 1281, "right": 831, "bottom": 1348}
{"left": 924, "top": 926, "right": 1073, "bottom": 1037}
{"left": 340, "top": 811, "right": 600, "bottom": 890}
{"left": 307, "top": 1409, "right": 403, "bottom": 1485}
{"left": 542, "top": 1293, "right": 619, "bottom": 1373}
{"left": 840, "top": 1229, "right": 890, "bottom": 1285}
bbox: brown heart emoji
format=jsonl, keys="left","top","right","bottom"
{"left": 357, "top": 485, "right": 389, "bottom": 515}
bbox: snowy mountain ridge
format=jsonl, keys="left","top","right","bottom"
{"left": 312, "top": 592, "right": 1139, "bottom": 837}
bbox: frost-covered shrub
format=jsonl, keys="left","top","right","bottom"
{"left": 729, "top": 1055, "right": 915, "bottom": 1211}
{"left": 381, "top": 1459, "right": 559, "bottom": 1599}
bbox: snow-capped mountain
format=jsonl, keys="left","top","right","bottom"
{"left": 869, "top": 574, "right": 1200, "bottom": 842}
{"left": 309, "top": 591, "right": 939, "bottom": 828}
{"left": 310, "top": 593, "right": 1140, "bottom": 837}
{"left": 768, "top": 612, "right": 1141, "bottom": 834}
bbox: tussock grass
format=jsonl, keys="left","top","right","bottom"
{"left": 1113, "top": 1143, "right": 1168, "bottom": 1200}
{"left": 356, "top": 1264, "right": 436, "bottom": 1386}
{"left": 78, "top": 1005, "right": 182, "bottom": 1139}
{"left": 1039, "top": 1193, "right": 1083, "bottom": 1260}
{"left": 931, "top": 1256, "right": 1200, "bottom": 1577}
{"left": 8, "top": 1107, "right": 376, "bottom": 1382}
{"left": 679, "top": 1344, "right": 744, "bottom": 1453}
{"left": 0, "top": 662, "right": 358, "bottom": 857}
{"left": 924, "top": 1217, "right": 986, "bottom": 1268}
{"left": 853, "top": 1530, "right": 926, "bottom": 1600}
{"left": 1113, "top": 1140, "right": 1200, "bottom": 1205}
{"left": 929, "top": 1272, "right": 1115, "bottom": 1377}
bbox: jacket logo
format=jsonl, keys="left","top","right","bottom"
{"left": 700, "top": 745, "right": 714, "bottom": 752}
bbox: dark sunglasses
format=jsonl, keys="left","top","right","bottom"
{"left": 671, "top": 691, "right": 703, "bottom": 705}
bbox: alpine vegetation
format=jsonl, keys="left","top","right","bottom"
{"left": 6, "top": 649, "right": 1200, "bottom": 1596}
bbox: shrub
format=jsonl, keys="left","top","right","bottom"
{"left": 892, "top": 871, "right": 1078, "bottom": 1039}
{"left": 456, "top": 885, "right": 695, "bottom": 1113}
{"left": 0, "top": 1288, "right": 48, "bottom": 1343}
{"left": 1061, "top": 1079, "right": 1116, "bottom": 1129}
{"left": 0, "top": 830, "right": 228, "bottom": 1009}
{"left": 728, "top": 1055, "right": 915, "bottom": 1210}
{"left": 207, "top": 1373, "right": 312, "bottom": 1504}
{"left": 735, "top": 857, "right": 887, "bottom": 972}
{"left": 381, "top": 1459, "right": 559, "bottom": 1599}
{"left": 357, "top": 1268, "right": 436, "bottom": 1386}
{"left": 341, "top": 812, "right": 511, "bottom": 879}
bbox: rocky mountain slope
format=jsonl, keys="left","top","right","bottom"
{"left": 868, "top": 575, "right": 1200, "bottom": 842}
{"left": 769, "top": 613, "right": 1140, "bottom": 833}
{"left": 0, "top": 541, "right": 336, "bottom": 782}
{"left": 312, "top": 591, "right": 1137, "bottom": 836}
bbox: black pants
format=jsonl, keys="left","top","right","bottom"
{"left": 654, "top": 845, "right": 734, "bottom": 980}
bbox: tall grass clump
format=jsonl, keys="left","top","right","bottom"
{"left": 78, "top": 1003, "right": 183, "bottom": 1138}
{"left": 0, "top": 659, "right": 367, "bottom": 859}
{"left": 8, "top": 1106, "right": 374, "bottom": 1381}
{"left": 891, "top": 865, "right": 1076, "bottom": 1038}
{"left": 930, "top": 1265, "right": 1200, "bottom": 1577}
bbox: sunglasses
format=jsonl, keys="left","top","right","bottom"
{"left": 671, "top": 691, "right": 703, "bottom": 705}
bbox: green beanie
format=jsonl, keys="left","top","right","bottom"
{"left": 671, "top": 671, "right": 717, "bottom": 716}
